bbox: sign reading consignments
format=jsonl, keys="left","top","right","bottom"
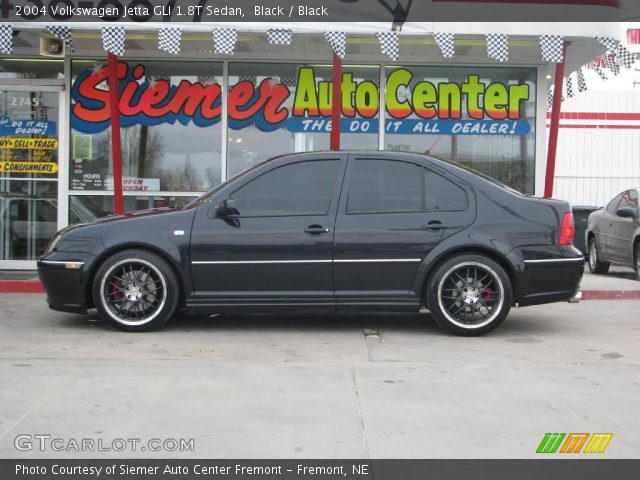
{"left": 71, "top": 62, "right": 532, "bottom": 136}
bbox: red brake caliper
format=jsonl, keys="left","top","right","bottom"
{"left": 110, "top": 278, "right": 123, "bottom": 301}
{"left": 482, "top": 286, "right": 494, "bottom": 302}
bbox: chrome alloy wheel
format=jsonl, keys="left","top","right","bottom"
{"left": 436, "top": 261, "right": 505, "bottom": 329}
{"left": 99, "top": 258, "right": 167, "bottom": 326}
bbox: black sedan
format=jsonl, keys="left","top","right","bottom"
{"left": 586, "top": 188, "right": 640, "bottom": 279}
{"left": 38, "top": 151, "right": 583, "bottom": 335}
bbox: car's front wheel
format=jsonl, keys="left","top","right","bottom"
{"left": 92, "top": 249, "right": 179, "bottom": 331}
{"left": 634, "top": 241, "right": 640, "bottom": 281}
{"left": 588, "top": 237, "right": 609, "bottom": 274}
{"left": 426, "top": 254, "right": 512, "bottom": 336}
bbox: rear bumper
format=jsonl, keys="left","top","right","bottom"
{"left": 569, "top": 291, "right": 582, "bottom": 303}
{"left": 513, "top": 249, "right": 584, "bottom": 307}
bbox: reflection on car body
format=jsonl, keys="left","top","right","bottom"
{"left": 0, "top": 196, "right": 96, "bottom": 260}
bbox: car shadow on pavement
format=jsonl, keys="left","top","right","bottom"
{"left": 68, "top": 308, "right": 565, "bottom": 337}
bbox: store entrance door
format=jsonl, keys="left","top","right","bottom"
{"left": 0, "top": 83, "right": 64, "bottom": 269}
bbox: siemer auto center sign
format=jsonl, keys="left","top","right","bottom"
{"left": 71, "top": 62, "right": 532, "bottom": 137}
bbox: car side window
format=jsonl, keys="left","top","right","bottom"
{"left": 424, "top": 169, "right": 467, "bottom": 211}
{"left": 347, "top": 159, "right": 422, "bottom": 213}
{"left": 617, "top": 190, "right": 638, "bottom": 212}
{"left": 229, "top": 160, "right": 341, "bottom": 217}
{"left": 347, "top": 159, "right": 467, "bottom": 214}
{"left": 606, "top": 192, "right": 624, "bottom": 213}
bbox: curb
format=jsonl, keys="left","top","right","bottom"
{"left": 581, "top": 290, "right": 640, "bottom": 300}
{"left": 0, "top": 281, "right": 45, "bottom": 293}
{"left": 1, "top": 281, "right": 640, "bottom": 299}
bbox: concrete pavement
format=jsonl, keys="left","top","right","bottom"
{"left": 0, "top": 293, "right": 638, "bottom": 459}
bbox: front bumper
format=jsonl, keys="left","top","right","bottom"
{"left": 37, "top": 253, "right": 96, "bottom": 314}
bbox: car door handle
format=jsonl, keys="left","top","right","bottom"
{"left": 424, "top": 220, "right": 444, "bottom": 231}
{"left": 304, "top": 225, "right": 330, "bottom": 235}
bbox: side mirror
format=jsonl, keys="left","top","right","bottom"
{"left": 216, "top": 199, "right": 239, "bottom": 218}
{"left": 616, "top": 206, "right": 637, "bottom": 219}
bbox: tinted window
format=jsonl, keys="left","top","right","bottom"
{"left": 618, "top": 190, "right": 638, "bottom": 211}
{"left": 347, "top": 159, "right": 466, "bottom": 213}
{"left": 229, "top": 160, "right": 340, "bottom": 216}
{"left": 424, "top": 170, "right": 467, "bottom": 210}
{"left": 607, "top": 192, "right": 624, "bottom": 212}
{"left": 348, "top": 160, "right": 423, "bottom": 213}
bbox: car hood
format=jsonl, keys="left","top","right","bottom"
{"left": 61, "top": 207, "right": 180, "bottom": 235}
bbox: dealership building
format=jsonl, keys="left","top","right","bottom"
{"left": 0, "top": 1, "right": 626, "bottom": 268}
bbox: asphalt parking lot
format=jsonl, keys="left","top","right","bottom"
{"left": 0, "top": 293, "right": 638, "bottom": 459}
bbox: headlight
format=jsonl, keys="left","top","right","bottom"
{"left": 46, "top": 233, "right": 63, "bottom": 253}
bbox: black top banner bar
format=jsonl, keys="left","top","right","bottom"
{"left": 2, "top": 459, "right": 640, "bottom": 480}
{"left": 0, "top": 0, "right": 431, "bottom": 23}
{"left": 0, "top": 0, "right": 622, "bottom": 23}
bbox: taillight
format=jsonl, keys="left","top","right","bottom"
{"left": 558, "top": 212, "right": 575, "bottom": 245}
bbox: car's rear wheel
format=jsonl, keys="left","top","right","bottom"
{"left": 634, "top": 241, "right": 640, "bottom": 281}
{"left": 92, "top": 249, "right": 179, "bottom": 331}
{"left": 426, "top": 254, "right": 512, "bottom": 336}
{"left": 588, "top": 237, "right": 609, "bottom": 274}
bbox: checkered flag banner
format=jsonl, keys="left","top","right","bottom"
{"left": 280, "top": 76, "right": 297, "bottom": 88}
{"left": 566, "top": 75, "right": 575, "bottom": 98}
{"left": 604, "top": 53, "right": 620, "bottom": 75}
{"left": 376, "top": 31, "right": 399, "bottom": 61}
{"left": 577, "top": 68, "right": 588, "bottom": 93}
{"left": 238, "top": 75, "right": 257, "bottom": 83}
{"left": 102, "top": 26, "right": 125, "bottom": 56}
{"left": 47, "top": 26, "right": 74, "bottom": 53}
{"left": 432, "top": 32, "right": 454, "bottom": 58}
{"left": 267, "top": 29, "right": 292, "bottom": 45}
{"left": 213, "top": 28, "right": 237, "bottom": 55}
{"left": 0, "top": 24, "right": 12, "bottom": 55}
{"left": 591, "top": 61, "right": 608, "bottom": 81}
{"left": 197, "top": 76, "right": 215, "bottom": 85}
{"left": 540, "top": 35, "right": 563, "bottom": 63}
{"left": 616, "top": 44, "right": 637, "bottom": 69}
{"left": 546, "top": 87, "right": 554, "bottom": 111}
{"left": 147, "top": 75, "right": 169, "bottom": 83}
{"left": 486, "top": 33, "right": 508, "bottom": 62}
{"left": 595, "top": 36, "right": 619, "bottom": 53}
{"left": 158, "top": 27, "right": 181, "bottom": 55}
{"left": 323, "top": 31, "right": 346, "bottom": 59}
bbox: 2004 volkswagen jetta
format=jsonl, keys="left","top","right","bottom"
{"left": 38, "top": 151, "right": 584, "bottom": 335}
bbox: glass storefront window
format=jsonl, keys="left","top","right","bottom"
{"left": 1, "top": 88, "right": 60, "bottom": 261}
{"left": 70, "top": 60, "right": 223, "bottom": 192}
{"left": 0, "top": 59, "right": 64, "bottom": 80}
{"left": 1, "top": 179, "right": 58, "bottom": 260}
{"left": 227, "top": 63, "right": 380, "bottom": 177}
{"left": 384, "top": 66, "right": 536, "bottom": 194}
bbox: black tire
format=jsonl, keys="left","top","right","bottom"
{"left": 588, "top": 237, "right": 609, "bottom": 274}
{"left": 426, "top": 254, "right": 512, "bottom": 336}
{"left": 92, "top": 249, "right": 179, "bottom": 332}
{"left": 634, "top": 241, "right": 640, "bottom": 281}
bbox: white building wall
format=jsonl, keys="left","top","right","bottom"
{"left": 552, "top": 89, "right": 640, "bottom": 207}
